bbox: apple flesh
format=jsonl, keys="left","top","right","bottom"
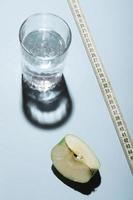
{"left": 51, "top": 134, "right": 100, "bottom": 183}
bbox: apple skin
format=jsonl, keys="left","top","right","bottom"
{"left": 51, "top": 134, "right": 100, "bottom": 183}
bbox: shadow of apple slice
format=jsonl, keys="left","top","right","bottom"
{"left": 51, "top": 165, "right": 101, "bottom": 195}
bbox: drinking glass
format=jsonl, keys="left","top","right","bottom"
{"left": 19, "top": 13, "right": 72, "bottom": 92}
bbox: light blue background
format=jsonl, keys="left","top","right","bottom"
{"left": 0, "top": 0, "right": 133, "bottom": 199}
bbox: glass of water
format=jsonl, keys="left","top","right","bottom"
{"left": 19, "top": 13, "right": 72, "bottom": 93}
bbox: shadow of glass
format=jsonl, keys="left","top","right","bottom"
{"left": 51, "top": 165, "right": 101, "bottom": 195}
{"left": 22, "top": 76, "right": 73, "bottom": 129}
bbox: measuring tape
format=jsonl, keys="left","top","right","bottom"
{"left": 68, "top": 0, "right": 133, "bottom": 174}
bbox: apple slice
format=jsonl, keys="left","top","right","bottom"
{"left": 51, "top": 134, "right": 100, "bottom": 183}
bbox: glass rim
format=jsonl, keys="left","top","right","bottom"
{"left": 19, "top": 13, "right": 72, "bottom": 61}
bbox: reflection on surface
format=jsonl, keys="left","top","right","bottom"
{"left": 22, "top": 76, "right": 72, "bottom": 128}
{"left": 52, "top": 165, "right": 101, "bottom": 195}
